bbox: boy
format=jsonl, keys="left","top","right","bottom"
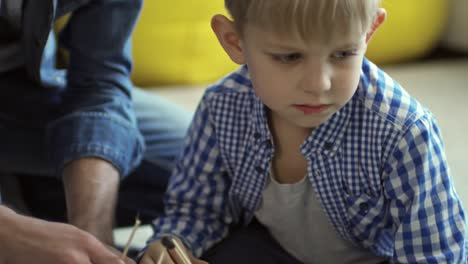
{"left": 140, "top": 0, "right": 467, "bottom": 263}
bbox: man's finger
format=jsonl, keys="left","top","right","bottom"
{"left": 122, "top": 256, "right": 137, "bottom": 264}
{"left": 103, "top": 245, "right": 136, "bottom": 264}
{"left": 91, "top": 255, "right": 125, "bottom": 264}
{"left": 139, "top": 255, "right": 155, "bottom": 264}
{"left": 87, "top": 238, "right": 126, "bottom": 264}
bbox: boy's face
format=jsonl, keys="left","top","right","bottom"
{"left": 212, "top": 10, "right": 385, "bottom": 131}
{"left": 240, "top": 25, "right": 367, "bottom": 129}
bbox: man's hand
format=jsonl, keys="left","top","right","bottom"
{"left": 0, "top": 206, "right": 135, "bottom": 264}
{"left": 62, "top": 157, "right": 120, "bottom": 245}
{"left": 139, "top": 238, "right": 208, "bottom": 264}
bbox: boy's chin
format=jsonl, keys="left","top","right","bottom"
{"left": 292, "top": 116, "right": 333, "bottom": 129}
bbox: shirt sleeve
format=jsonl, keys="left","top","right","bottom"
{"left": 149, "top": 93, "right": 235, "bottom": 257}
{"left": 47, "top": 0, "right": 145, "bottom": 177}
{"left": 383, "top": 112, "right": 467, "bottom": 263}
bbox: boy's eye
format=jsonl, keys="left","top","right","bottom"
{"left": 271, "top": 53, "right": 302, "bottom": 64}
{"left": 332, "top": 50, "right": 358, "bottom": 59}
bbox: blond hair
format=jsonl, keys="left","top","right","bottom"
{"left": 225, "top": 0, "right": 381, "bottom": 41}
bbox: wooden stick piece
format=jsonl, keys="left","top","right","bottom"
{"left": 120, "top": 213, "right": 141, "bottom": 259}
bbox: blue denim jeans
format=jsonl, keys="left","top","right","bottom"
{"left": 0, "top": 80, "right": 192, "bottom": 227}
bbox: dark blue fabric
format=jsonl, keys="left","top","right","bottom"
{"left": 13, "top": 0, "right": 146, "bottom": 177}
{"left": 201, "top": 219, "right": 302, "bottom": 264}
{"left": 17, "top": 160, "right": 170, "bottom": 227}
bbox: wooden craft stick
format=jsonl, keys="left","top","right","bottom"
{"left": 120, "top": 213, "right": 141, "bottom": 259}
{"left": 161, "top": 235, "right": 192, "bottom": 264}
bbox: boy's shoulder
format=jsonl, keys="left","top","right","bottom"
{"left": 204, "top": 65, "right": 254, "bottom": 97}
{"left": 198, "top": 65, "right": 266, "bottom": 135}
{"left": 199, "top": 65, "right": 258, "bottom": 112}
{"left": 355, "top": 58, "right": 429, "bottom": 130}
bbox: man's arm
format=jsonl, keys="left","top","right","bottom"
{"left": 48, "top": 0, "right": 145, "bottom": 243}
{"left": 63, "top": 157, "right": 120, "bottom": 245}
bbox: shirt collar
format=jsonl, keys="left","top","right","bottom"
{"left": 301, "top": 100, "right": 353, "bottom": 158}
{"left": 251, "top": 93, "right": 273, "bottom": 143}
{"left": 243, "top": 64, "right": 352, "bottom": 157}
{"left": 231, "top": 65, "right": 273, "bottom": 144}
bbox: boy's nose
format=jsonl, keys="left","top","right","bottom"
{"left": 300, "top": 65, "right": 331, "bottom": 94}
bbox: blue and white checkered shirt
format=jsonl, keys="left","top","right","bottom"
{"left": 151, "top": 58, "right": 467, "bottom": 263}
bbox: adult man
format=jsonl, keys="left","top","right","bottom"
{"left": 0, "top": 0, "right": 190, "bottom": 263}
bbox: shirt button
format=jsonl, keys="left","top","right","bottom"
{"left": 313, "top": 170, "right": 322, "bottom": 179}
{"left": 35, "top": 37, "right": 41, "bottom": 47}
{"left": 255, "top": 166, "right": 264, "bottom": 173}
{"left": 253, "top": 133, "right": 261, "bottom": 139}
{"left": 359, "top": 202, "right": 369, "bottom": 214}
{"left": 324, "top": 142, "right": 333, "bottom": 150}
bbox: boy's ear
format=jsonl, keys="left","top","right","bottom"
{"left": 211, "top": 14, "right": 245, "bottom": 64}
{"left": 366, "top": 8, "right": 387, "bottom": 43}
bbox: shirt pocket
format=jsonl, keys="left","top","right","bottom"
{"left": 344, "top": 191, "right": 386, "bottom": 247}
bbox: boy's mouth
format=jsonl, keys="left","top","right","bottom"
{"left": 293, "top": 104, "right": 330, "bottom": 114}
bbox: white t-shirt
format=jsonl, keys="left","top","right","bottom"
{"left": 254, "top": 172, "right": 386, "bottom": 264}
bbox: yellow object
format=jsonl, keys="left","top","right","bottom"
{"left": 57, "top": 0, "right": 449, "bottom": 85}
{"left": 53, "top": 3, "right": 237, "bottom": 87}
{"left": 131, "top": 1, "right": 237, "bottom": 86}
{"left": 366, "top": 0, "right": 449, "bottom": 65}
